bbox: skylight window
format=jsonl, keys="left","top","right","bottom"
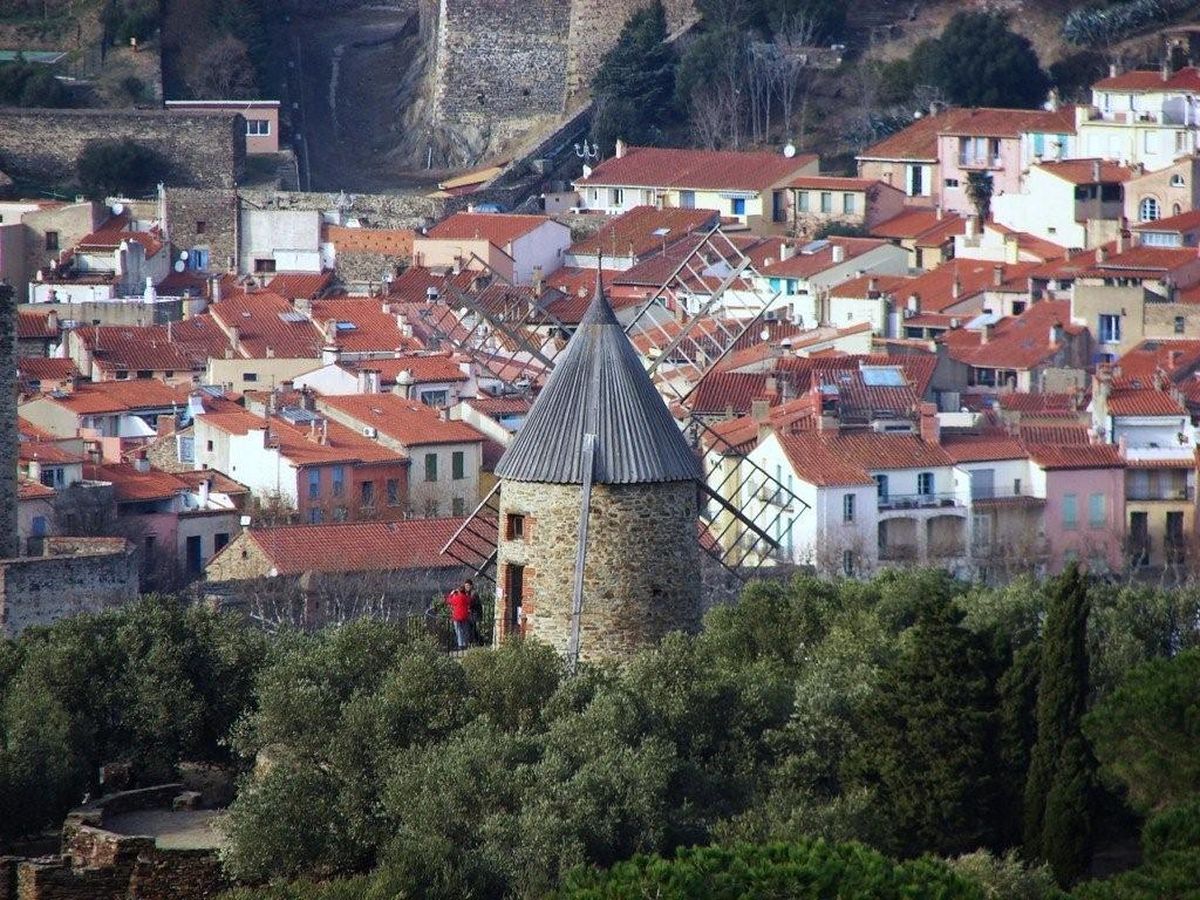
{"left": 860, "top": 365, "right": 906, "bottom": 386}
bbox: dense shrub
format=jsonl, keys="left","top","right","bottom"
{"left": 76, "top": 138, "right": 169, "bottom": 199}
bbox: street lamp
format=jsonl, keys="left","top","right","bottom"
{"left": 575, "top": 139, "right": 600, "bottom": 163}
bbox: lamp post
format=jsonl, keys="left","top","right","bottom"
{"left": 574, "top": 139, "right": 600, "bottom": 164}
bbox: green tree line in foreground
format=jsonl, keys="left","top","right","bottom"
{"left": 0, "top": 569, "right": 1197, "bottom": 897}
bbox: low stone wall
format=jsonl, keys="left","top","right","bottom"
{"left": 239, "top": 189, "right": 443, "bottom": 230}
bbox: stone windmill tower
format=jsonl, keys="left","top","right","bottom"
{"left": 490, "top": 275, "right": 703, "bottom": 664}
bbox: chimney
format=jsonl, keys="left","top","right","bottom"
{"left": 1116, "top": 229, "right": 1127, "bottom": 254}
{"left": 1047, "top": 87, "right": 1060, "bottom": 112}
{"left": 451, "top": 256, "right": 462, "bottom": 275}
{"left": 936, "top": 205, "right": 944, "bottom": 221}
{"left": 907, "top": 293, "right": 919, "bottom": 313}
{"left": 992, "top": 264, "right": 1004, "bottom": 288}
{"left": 1092, "top": 159, "right": 1101, "bottom": 183}
{"left": 209, "top": 275, "right": 222, "bottom": 304}
{"left": 764, "top": 375, "right": 778, "bottom": 396}
{"left": 321, "top": 344, "right": 341, "bottom": 366}
{"left": 358, "top": 368, "right": 380, "bottom": 393}
{"left": 265, "top": 345, "right": 275, "bottom": 359}
{"left": 952, "top": 275, "right": 962, "bottom": 299}
{"left": 779, "top": 243, "right": 794, "bottom": 261}
{"left": 46, "top": 309, "right": 58, "bottom": 332}
{"left": 228, "top": 324, "right": 240, "bottom": 349}
{"left": 1095, "top": 245, "right": 1108, "bottom": 264}
{"left": 132, "top": 452, "right": 150, "bottom": 474}
{"left": 156, "top": 414, "right": 175, "bottom": 438}
{"left": 980, "top": 321, "right": 993, "bottom": 344}
{"left": 615, "top": 138, "right": 627, "bottom": 158}
{"left": 1004, "top": 234, "right": 1020, "bottom": 265}
{"left": 1049, "top": 321, "right": 1064, "bottom": 345}
{"left": 918, "top": 402, "right": 940, "bottom": 444}
{"left": 198, "top": 477, "right": 210, "bottom": 508}
{"left": 531, "top": 265, "right": 544, "bottom": 296}
{"left": 1162, "top": 55, "right": 1171, "bottom": 81}
{"left": 966, "top": 215, "right": 978, "bottom": 239}
{"left": 1092, "top": 365, "right": 1112, "bottom": 432}
{"left": 831, "top": 244, "right": 846, "bottom": 264}
{"left": 1109, "top": 63, "right": 1118, "bottom": 79}
{"left": 868, "top": 276, "right": 879, "bottom": 293}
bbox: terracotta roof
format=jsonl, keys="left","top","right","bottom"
{"left": 424, "top": 212, "right": 555, "bottom": 246}
{"left": 18, "top": 357, "right": 77, "bottom": 382}
{"left": 350, "top": 353, "right": 469, "bottom": 385}
{"left": 325, "top": 225, "right": 414, "bottom": 256}
{"left": 788, "top": 175, "right": 884, "bottom": 191}
{"left": 39, "top": 379, "right": 189, "bottom": 415}
{"left": 938, "top": 106, "right": 1076, "bottom": 138}
{"left": 226, "top": 518, "right": 466, "bottom": 576}
{"left": 1086, "top": 244, "right": 1199, "bottom": 276}
{"left": 1117, "top": 340, "right": 1200, "bottom": 385}
{"left": 175, "top": 470, "right": 249, "bottom": 495}
{"left": 1131, "top": 209, "right": 1200, "bottom": 234}
{"left": 1019, "top": 423, "right": 1090, "bottom": 444}
{"left": 576, "top": 145, "right": 817, "bottom": 192}
{"left": 570, "top": 206, "right": 718, "bottom": 258}
{"left": 18, "top": 435, "right": 83, "bottom": 465}
{"left": 210, "top": 292, "right": 325, "bottom": 358}
{"left": 941, "top": 433, "right": 1027, "bottom": 463}
{"left": 267, "top": 271, "right": 335, "bottom": 300}
{"left": 900, "top": 259, "right": 1038, "bottom": 313}
{"left": 1036, "top": 158, "right": 1135, "bottom": 185}
{"left": 385, "top": 266, "right": 479, "bottom": 303}
{"left": 771, "top": 353, "right": 938, "bottom": 398}
{"left": 870, "top": 207, "right": 967, "bottom": 246}
{"left": 858, "top": 109, "right": 972, "bottom": 161}
{"left": 689, "top": 372, "right": 780, "bottom": 417}
{"left": 19, "top": 479, "right": 56, "bottom": 501}
{"left": 1026, "top": 443, "right": 1123, "bottom": 470}
{"left": 985, "top": 223, "right": 1069, "bottom": 264}
{"left": 828, "top": 273, "right": 913, "bottom": 299}
{"left": 83, "top": 462, "right": 188, "bottom": 502}
{"left": 778, "top": 431, "right": 952, "bottom": 486}
{"left": 319, "top": 393, "right": 484, "bottom": 447}
{"left": 76, "top": 213, "right": 165, "bottom": 258}
{"left": 17, "top": 310, "right": 60, "bottom": 340}
{"left": 758, "top": 237, "right": 890, "bottom": 279}
{"left": 76, "top": 317, "right": 230, "bottom": 374}
{"left": 309, "top": 296, "right": 422, "bottom": 353}
{"left": 465, "top": 395, "right": 533, "bottom": 418}
{"left": 1106, "top": 387, "right": 1189, "bottom": 417}
{"left": 940, "top": 300, "right": 1082, "bottom": 370}
{"left": 1093, "top": 66, "right": 1200, "bottom": 92}
{"left": 545, "top": 266, "right": 619, "bottom": 300}
{"left": 998, "top": 392, "right": 1080, "bottom": 414}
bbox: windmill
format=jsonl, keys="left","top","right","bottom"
{"left": 440, "top": 229, "right": 809, "bottom": 665}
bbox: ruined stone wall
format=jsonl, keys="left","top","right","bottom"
{"left": 0, "top": 539, "right": 138, "bottom": 638}
{"left": 0, "top": 109, "right": 244, "bottom": 192}
{"left": 496, "top": 479, "right": 701, "bottom": 662}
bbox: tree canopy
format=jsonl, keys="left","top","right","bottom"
{"left": 76, "top": 139, "right": 170, "bottom": 199}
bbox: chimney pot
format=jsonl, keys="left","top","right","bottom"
{"left": 992, "top": 264, "right": 1004, "bottom": 288}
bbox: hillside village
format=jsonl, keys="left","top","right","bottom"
{"left": 1, "top": 1, "right": 1200, "bottom": 898}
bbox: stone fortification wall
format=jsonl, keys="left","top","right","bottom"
{"left": 430, "top": 0, "right": 573, "bottom": 156}
{"left": 0, "top": 109, "right": 244, "bottom": 192}
{"left": 564, "top": 0, "right": 697, "bottom": 102}
{"left": 496, "top": 479, "right": 701, "bottom": 662}
{"left": 0, "top": 285, "right": 18, "bottom": 560}
{"left": 239, "top": 189, "right": 443, "bottom": 230}
{"left": 0, "top": 538, "right": 138, "bottom": 638}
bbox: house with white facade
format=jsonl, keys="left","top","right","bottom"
{"left": 412, "top": 213, "right": 570, "bottom": 285}
{"left": 992, "top": 159, "right": 1132, "bottom": 249}
{"left": 1075, "top": 65, "right": 1200, "bottom": 172}
{"left": 573, "top": 142, "right": 819, "bottom": 232}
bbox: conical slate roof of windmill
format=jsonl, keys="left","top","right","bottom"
{"left": 493, "top": 275, "right": 702, "bottom": 485}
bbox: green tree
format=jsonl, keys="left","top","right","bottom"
{"left": 0, "top": 60, "right": 70, "bottom": 108}
{"left": 845, "top": 594, "right": 998, "bottom": 858}
{"left": 76, "top": 139, "right": 169, "bottom": 199}
{"left": 1084, "top": 649, "right": 1200, "bottom": 814}
{"left": 590, "top": 1, "right": 676, "bottom": 155}
{"left": 966, "top": 171, "right": 993, "bottom": 222}
{"left": 919, "top": 11, "right": 1049, "bottom": 109}
{"left": 1074, "top": 800, "right": 1200, "bottom": 900}
{"left": 558, "top": 840, "right": 985, "bottom": 898}
{"left": 1024, "top": 564, "right": 1096, "bottom": 886}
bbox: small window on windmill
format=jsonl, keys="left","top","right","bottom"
{"left": 506, "top": 513, "right": 526, "bottom": 540}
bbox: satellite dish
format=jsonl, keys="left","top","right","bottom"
{"left": 173, "top": 260, "right": 186, "bottom": 272}
{"left": 111, "top": 202, "right": 125, "bottom": 215}
{"left": 179, "top": 249, "right": 189, "bottom": 261}
{"left": 783, "top": 143, "right": 797, "bottom": 158}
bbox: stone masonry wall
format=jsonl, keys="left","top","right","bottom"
{"left": 0, "top": 539, "right": 139, "bottom": 638}
{"left": 239, "top": 189, "right": 443, "bottom": 230}
{"left": 164, "top": 189, "right": 239, "bottom": 274}
{"left": 0, "top": 109, "right": 244, "bottom": 191}
{"left": 564, "top": 0, "right": 697, "bottom": 103}
{"left": 496, "top": 479, "right": 701, "bottom": 662}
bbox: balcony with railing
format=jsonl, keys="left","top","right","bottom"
{"left": 970, "top": 484, "right": 1045, "bottom": 506}
{"left": 877, "top": 491, "right": 964, "bottom": 513}
{"left": 1126, "top": 485, "right": 1194, "bottom": 502}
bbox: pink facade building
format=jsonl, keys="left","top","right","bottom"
{"left": 1029, "top": 444, "right": 1125, "bottom": 574}
{"left": 165, "top": 100, "right": 280, "bottom": 154}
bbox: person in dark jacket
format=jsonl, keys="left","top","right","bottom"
{"left": 463, "top": 579, "right": 485, "bottom": 645}
{"left": 445, "top": 583, "right": 472, "bottom": 649}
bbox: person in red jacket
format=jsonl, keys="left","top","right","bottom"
{"left": 445, "top": 583, "right": 472, "bottom": 650}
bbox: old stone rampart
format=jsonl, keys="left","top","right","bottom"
{"left": 0, "top": 108, "right": 244, "bottom": 192}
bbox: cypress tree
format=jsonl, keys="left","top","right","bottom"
{"left": 1023, "top": 563, "right": 1095, "bottom": 885}
{"left": 846, "top": 594, "right": 998, "bottom": 858}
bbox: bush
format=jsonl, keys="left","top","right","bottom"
{"left": 558, "top": 840, "right": 985, "bottom": 898}
{"left": 76, "top": 138, "right": 169, "bottom": 199}
{"left": 0, "top": 61, "right": 70, "bottom": 108}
